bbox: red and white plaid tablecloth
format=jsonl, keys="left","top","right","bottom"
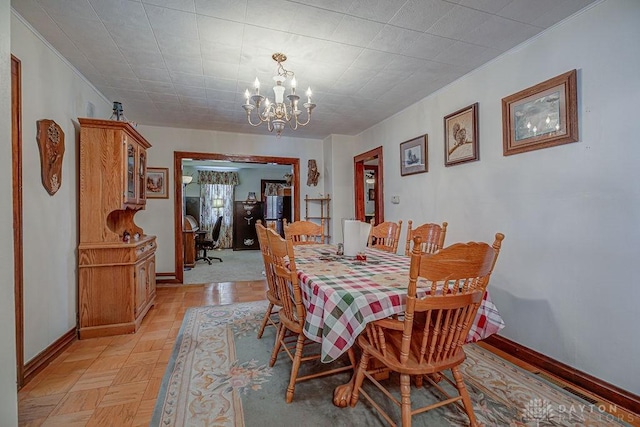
{"left": 292, "top": 245, "right": 505, "bottom": 363}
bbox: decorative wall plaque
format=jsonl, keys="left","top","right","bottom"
{"left": 307, "top": 159, "right": 320, "bottom": 186}
{"left": 36, "top": 119, "right": 65, "bottom": 195}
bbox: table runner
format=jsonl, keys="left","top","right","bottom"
{"left": 293, "top": 244, "right": 505, "bottom": 362}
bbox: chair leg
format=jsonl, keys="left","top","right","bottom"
{"left": 349, "top": 351, "right": 370, "bottom": 407}
{"left": 257, "top": 302, "right": 274, "bottom": 339}
{"left": 200, "top": 247, "right": 213, "bottom": 264}
{"left": 452, "top": 366, "right": 478, "bottom": 427}
{"left": 285, "top": 333, "right": 306, "bottom": 403}
{"left": 400, "top": 373, "right": 412, "bottom": 427}
{"left": 269, "top": 323, "right": 285, "bottom": 367}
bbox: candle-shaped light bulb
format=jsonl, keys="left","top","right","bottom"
{"left": 244, "top": 89, "right": 250, "bottom": 103}
{"left": 306, "top": 87, "right": 312, "bottom": 103}
{"left": 291, "top": 77, "right": 297, "bottom": 90}
{"left": 254, "top": 78, "right": 260, "bottom": 94}
{"left": 262, "top": 98, "right": 270, "bottom": 117}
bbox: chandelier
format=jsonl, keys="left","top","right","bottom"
{"left": 242, "top": 53, "right": 316, "bottom": 137}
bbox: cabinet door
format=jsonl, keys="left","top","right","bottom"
{"left": 135, "top": 259, "right": 148, "bottom": 315}
{"left": 124, "top": 136, "right": 137, "bottom": 205}
{"left": 147, "top": 256, "right": 156, "bottom": 301}
{"left": 138, "top": 148, "right": 146, "bottom": 204}
{"left": 233, "top": 202, "right": 262, "bottom": 250}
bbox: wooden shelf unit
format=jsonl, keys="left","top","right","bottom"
{"left": 77, "top": 118, "right": 157, "bottom": 339}
{"left": 304, "top": 194, "right": 331, "bottom": 241}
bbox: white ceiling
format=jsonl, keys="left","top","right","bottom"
{"left": 12, "top": 0, "right": 597, "bottom": 140}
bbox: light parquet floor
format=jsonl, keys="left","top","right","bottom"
{"left": 18, "top": 281, "right": 639, "bottom": 426}
{"left": 18, "top": 281, "right": 269, "bottom": 427}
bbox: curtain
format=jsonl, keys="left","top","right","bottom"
{"left": 199, "top": 171, "right": 239, "bottom": 248}
{"left": 264, "top": 182, "right": 287, "bottom": 197}
{"left": 198, "top": 171, "right": 239, "bottom": 185}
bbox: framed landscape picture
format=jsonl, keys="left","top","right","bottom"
{"left": 400, "top": 135, "right": 428, "bottom": 176}
{"left": 444, "top": 103, "right": 479, "bottom": 166}
{"left": 146, "top": 167, "right": 169, "bottom": 199}
{"left": 502, "top": 69, "right": 578, "bottom": 156}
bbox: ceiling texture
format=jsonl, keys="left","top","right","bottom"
{"left": 13, "top": 0, "right": 596, "bottom": 140}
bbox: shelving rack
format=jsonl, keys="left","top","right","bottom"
{"left": 304, "top": 194, "right": 331, "bottom": 241}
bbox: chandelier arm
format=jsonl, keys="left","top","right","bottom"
{"left": 250, "top": 106, "right": 272, "bottom": 125}
{"left": 282, "top": 104, "right": 292, "bottom": 122}
{"left": 245, "top": 113, "right": 266, "bottom": 127}
{"left": 294, "top": 110, "right": 312, "bottom": 127}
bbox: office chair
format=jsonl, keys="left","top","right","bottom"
{"left": 196, "top": 215, "right": 223, "bottom": 264}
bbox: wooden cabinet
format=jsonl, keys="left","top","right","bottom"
{"left": 305, "top": 194, "right": 331, "bottom": 241}
{"left": 77, "top": 118, "right": 157, "bottom": 339}
{"left": 233, "top": 201, "right": 263, "bottom": 250}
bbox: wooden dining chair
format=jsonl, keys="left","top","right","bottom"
{"left": 350, "top": 233, "right": 505, "bottom": 427}
{"left": 266, "top": 228, "right": 356, "bottom": 403}
{"left": 404, "top": 220, "right": 448, "bottom": 256}
{"left": 283, "top": 219, "right": 325, "bottom": 245}
{"left": 255, "top": 221, "right": 281, "bottom": 340}
{"left": 367, "top": 220, "right": 402, "bottom": 253}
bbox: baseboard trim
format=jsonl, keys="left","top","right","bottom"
{"left": 23, "top": 328, "right": 76, "bottom": 387}
{"left": 157, "top": 278, "right": 180, "bottom": 284}
{"left": 156, "top": 272, "right": 175, "bottom": 277}
{"left": 484, "top": 335, "right": 640, "bottom": 414}
{"left": 156, "top": 272, "right": 179, "bottom": 284}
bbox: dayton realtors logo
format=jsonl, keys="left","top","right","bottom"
{"left": 522, "top": 398, "right": 635, "bottom": 425}
{"left": 522, "top": 399, "right": 554, "bottom": 425}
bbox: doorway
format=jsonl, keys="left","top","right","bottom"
{"left": 354, "top": 146, "right": 383, "bottom": 225}
{"left": 173, "top": 151, "right": 300, "bottom": 283}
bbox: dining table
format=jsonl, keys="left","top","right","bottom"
{"left": 291, "top": 244, "right": 505, "bottom": 407}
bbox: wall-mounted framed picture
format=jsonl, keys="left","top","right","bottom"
{"left": 146, "top": 167, "right": 169, "bottom": 199}
{"left": 444, "top": 103, "right": 479, "bottom": 167}
{"left": 502, "top": 69, "right": 578, "bottom": 156}
{"left": 368, "top": 188, "right": 375, "bottom": 201}
{"left": 400, "top": 134, "right": 428, "bottom": 176}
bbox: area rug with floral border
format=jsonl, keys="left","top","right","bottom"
{"left": 151, "top": 301, "right": 629, "bottom": 426}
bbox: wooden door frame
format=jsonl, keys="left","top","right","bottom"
{"left": 354, "top": 146, "right": 383, "bottom": 224}
{"left": 12, "top": 55, "right": 25, "bottom": 389}
{"left": 171, "top": 151, "right": 300, "bottom": 284}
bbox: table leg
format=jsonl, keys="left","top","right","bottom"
{"left": 333, "top": 376, "right": 354, "bottom": 408}
{"left": 333, "top": 347, "right": 357, "bottom": 407}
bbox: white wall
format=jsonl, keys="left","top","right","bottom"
{"left": 334, "top": 0, "right": 640, "bottom": 394}
{"left": 135, "top": 125, "right": 325, "bottom": 273}
{"left": 0, "top": 0, "right": 18, "bottom": 423}
{"left": 321, "top": 134, "right": 359, "bottom": 244}
{"left": 11, "top": 14, "right": 112, "bottom": 362}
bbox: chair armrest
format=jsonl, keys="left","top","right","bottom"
{"left": 372, "top": 317, "right": 404, "bottom": 331}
